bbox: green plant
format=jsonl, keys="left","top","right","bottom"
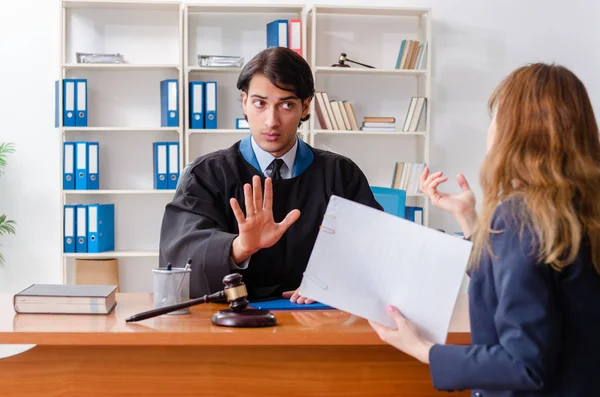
{"left": 0, "top": 142, "right": 16, "bottom": 266}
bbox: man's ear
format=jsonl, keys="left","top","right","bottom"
{"left": 241, "top": 91, "right": 248, "bottom": 116}
{"left": 301, "top": 97, "right": 312, "bottom": 118}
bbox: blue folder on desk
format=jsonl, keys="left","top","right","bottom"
{"left": 249, "top": 298, "right": 333, "bottom": 311}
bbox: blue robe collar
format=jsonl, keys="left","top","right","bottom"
{"left": 239, "top": 134, "right": 314, "bottom": 178}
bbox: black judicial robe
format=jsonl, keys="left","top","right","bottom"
{"left": 159, "top": 135, "right": 383, "bottom": 300}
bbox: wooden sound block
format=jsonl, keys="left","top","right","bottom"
{"left": 211, "top": 308, "right": 277, "bottom": 328}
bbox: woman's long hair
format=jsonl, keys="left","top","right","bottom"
{"left": 471, "top": 63, "right": 600, "bottom": 274}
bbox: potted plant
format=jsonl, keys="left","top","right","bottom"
{"left": 0, "top": 142, "right": 15, "bottom": 266}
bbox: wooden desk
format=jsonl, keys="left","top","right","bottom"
{"left": 0, "top": 293, "right": 470, "bottom": 397}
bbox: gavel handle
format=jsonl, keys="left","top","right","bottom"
{"left": 347, "top": 59, "right": 375, "bottom": 68}
{"left": 125, "top": 291, "right": 225, "bottom": 322}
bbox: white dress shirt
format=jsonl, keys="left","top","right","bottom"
{"left": 251, "top": 135, "right": 297, "bottom": 179}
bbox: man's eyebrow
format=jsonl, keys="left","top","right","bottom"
{"left": 250, "top": 94, "right": 299, "bottom": 101}
{"left": 279, "top": 95, "right": 299, "bottom": 101}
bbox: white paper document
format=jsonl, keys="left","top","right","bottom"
{"left": 299, "top": 195, "right": 473, "bottom": 344}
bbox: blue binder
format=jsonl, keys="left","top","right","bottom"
{"left": 63, "top": 205, "right": 76, "bottom": 253}
{"left": 63, "top": 142, "right": 75, "bottom": 190}
{"left": 249, "top": 298, "right": 333, "bottom": 311}
{"left": 76, "top": 204, "right": 88, "bottom": 253}
{"left": 63, "top": 79, "right": 77, "bottom": 127}
{"left": 236, "top": 118, "right": 249, "bottom": 129}
{"left": 168, "top": 142, "right": 179, "bottom": 189}
{"left": 54, "top": 81, "right": 59, "bottom": 128}
{"left": 189, "top": 81, "right": 204, "bottom": 129}
{"left": 160, "top": 79, "right": 179, "bottom": 127}
{"left": 405, "top": 206, "right": 424, "bottom": 224}
{"left": 153, "top": 142, "right": 168, "bottom": 189}
{"left": 87, "top": 142, "right": 99, "bottom": 190}
{"left": 75, "top": 142, "right": 88, "bottom": 190}
{"left": 204, "top": 81, "right": 217, "bottom": 129}
{"left": 266, "top": 19, "right": 289, "bottom": 48}
{"left": 75, "top": 79, "right": 88, "bottom": 126}
{"left": 87, "top": 204, "right": 115, "bottom": 253}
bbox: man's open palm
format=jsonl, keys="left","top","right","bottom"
{"left": 230, "top": 175, "right": 301, "bottom": 255}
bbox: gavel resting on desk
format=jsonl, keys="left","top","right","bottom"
{"left": 125, "top": 273, "right": 277, "bottom": 327}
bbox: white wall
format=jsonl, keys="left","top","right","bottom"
{"left": 0, "top": 0, "right": 599, "bottom": 293}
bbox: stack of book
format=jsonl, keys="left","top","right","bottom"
{"left": 401, "top": 97, "right": 427, "bottom": 132}
{"left": 395, "top": 39, "right": 427, "bottom": 70}
{"left": 314, "top": 92, "right": 359, "bottom": 131}
{"left": 360, "top": 117, "right": 396, "bottom": 132}
{"left": 391, "top": 161, "right": 426, "bottom": 195}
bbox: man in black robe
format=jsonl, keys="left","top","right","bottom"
{"left": 159, "top": 47, "right": 382, "bottom": 302}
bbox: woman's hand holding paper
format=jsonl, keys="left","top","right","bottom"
{"left": 368, "top": 305, "right": 434, "bottom": 364}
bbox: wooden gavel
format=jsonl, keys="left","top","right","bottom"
{"left": 126, "top": 273, "right": 249, "bottom": 322}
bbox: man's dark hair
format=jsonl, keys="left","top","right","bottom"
{"left": 237, "top": 47, "right": 315, "bottom": 124}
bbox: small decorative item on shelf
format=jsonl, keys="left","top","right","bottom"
{"left": 76, "top": 52, "right": 125, "bottom": 64}
{"left": 331, "top": 53, "right": 375, "bottom": 68}
{"left": 197, "top": 55, "right": 244, "bottom": 68}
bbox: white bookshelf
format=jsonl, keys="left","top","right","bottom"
{"left": 314, "top": 66, "right": 427, "bottom": 77}
{"left": 313, "top": 129, "right": 428, "bottom": 137}
{"left": 62, "top": 64, "right": 180, "bottom": 71}
{"left": 187, "top": 66, "right": 243, "bottom": 73}
{"left": 63, "top": 127, "right": 180, "bottom": 132}
{"left": 63, "top": 189, "right": 176, "bottom": 195}
{"left": 183, "top": 3, "right": 308, "bottom": 163}
{"left": 55, "top": 1, "right": 433, "bottom": 292}
{"left": 57, "top": 0, "right": 184, "bottom": 290}
{"left": 188, "top": 129, "right": 251, "bottom": 135}
{"left": 307, "top": 5, "right": 432, "bottom": 225}
{"left": 64, "top": 251, "right": 159, "bottom": 258}
{"left": 62, "top": 0, "right": 180, "bottom": 11}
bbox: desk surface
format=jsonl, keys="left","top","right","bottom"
{"left": 0, "top": 293, "right": 470, "bottom": 346}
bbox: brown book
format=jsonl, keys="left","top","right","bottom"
{"left": 406, "top": 41, "right": 419, "bottom": 69}
{"left": 337, "top": 101, "right": 352, "bottom": 130}
{"left": 14, "top": 284, "right": 118, "bottom": 314}
{"left": 392, "top": 162, "right": 404, "bottom": 188}
{"left": 321, "top": 92, "right": 339, "bottom": 130}
{"left": 364, "top": 117, "right": 396, "bottom": 123}
{"left": 329, "top": 101, "right": 347, "bottom": 130}
{"left": 314, "top": 92, "right": 333, "bottom": 130}
{"left": 399, "top": 40, "right": 410, "bottom": 69}
{"left": 343, "top": 101, "right": 360, "bottom": 130}
{"left": 401, "top": 40, "right": 415, "bottom": 69}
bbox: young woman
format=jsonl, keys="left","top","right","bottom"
{"left": 369, "top": 63, "right": 600, "bottom": 396}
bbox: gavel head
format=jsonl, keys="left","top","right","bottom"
{"left": 332, "top": 53, "right": 350, "bottom": 68}
{"left": 222, "top": 273, "right": 249, "bottom": 312}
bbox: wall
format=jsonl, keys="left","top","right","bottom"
{"left": 0, "top": 0, "right": 599, "bottom": 293}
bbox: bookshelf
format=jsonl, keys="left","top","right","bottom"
{"left": 57, "top": 0, "right": 184, "bottom": 289}
{"left": 183, "top": 3, "right": 308, "bottom": 164}
{"left": 314, "top": 66, "right": 426, "bottom": 77}
{"left": 56, "top": 1, "right": 432, "bottom": 292}
{"left": 307, "top": 5, "right": 431, "bottom": 225}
